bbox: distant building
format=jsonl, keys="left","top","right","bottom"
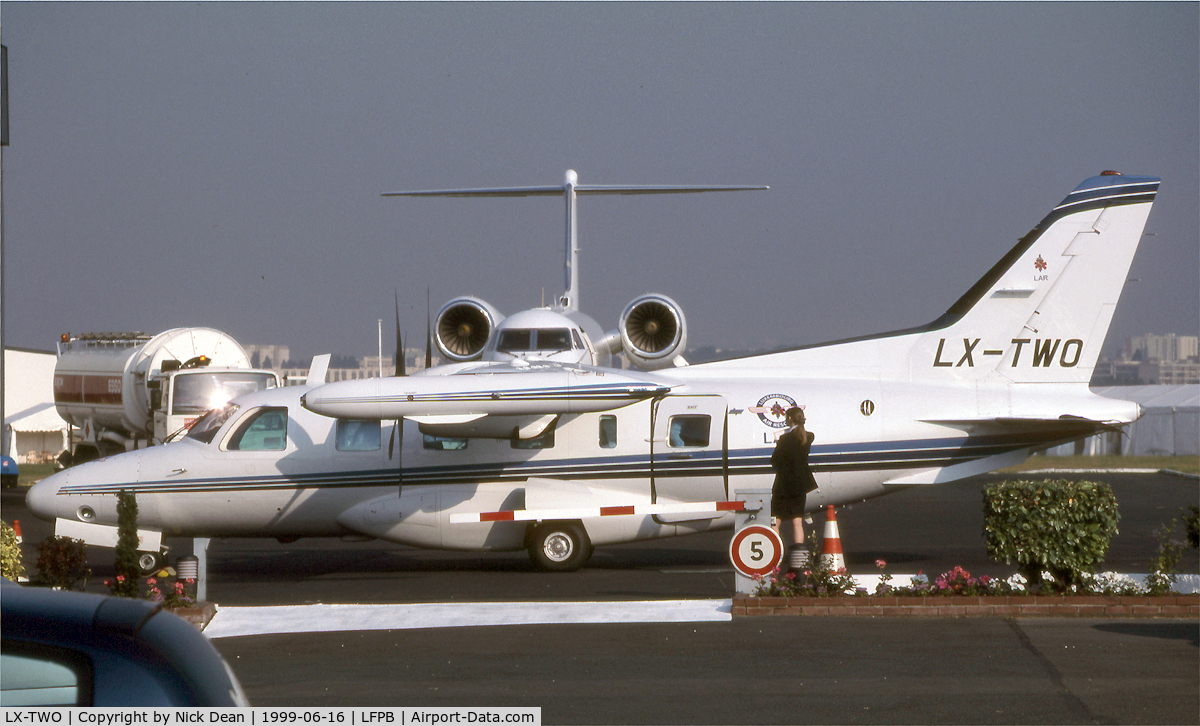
{"left": 1093, "top": 333, "right": 1199, "bottom": 386}
{"left": 244, "top": 344, "right": 292, "bottom": 369}
{"left": 1123, "top": 333, "right": 1199, "bottom": 364}
{"left": 269, "top": 348, "right": 437, "bottom": 385}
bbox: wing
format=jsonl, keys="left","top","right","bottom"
{"left": 300, "top": 360, "right": 673, "bottom": 425}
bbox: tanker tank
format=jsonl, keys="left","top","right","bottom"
{"left": 54, "top": 328, "right": 280, "bottom": 462}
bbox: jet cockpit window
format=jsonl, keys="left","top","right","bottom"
{"left": 186, "top": 403, "right": 240, "bottom": 444}
{"left": 496, "top": 328, "right": 576, "bottom": 353}
{"left": 227, "top": 408, "right": 288, "bottom": 451}
{"left": 336, "top": 420, "right": 381, "bottom": 452}
{"left": 668, "top": 415, "right": 710, "bottom": 447}
{"left": 537, "top": 329, "right": 572, "bottom": 351}
{"left": 496, "top": 329, "right": 533, "bottom": 352}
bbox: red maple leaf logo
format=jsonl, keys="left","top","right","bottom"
{"left": 1034, "top": 256, "right": 1048, "bottom": 272}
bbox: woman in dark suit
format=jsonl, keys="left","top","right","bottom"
{"left": 771, "top": 407, "right": 817, "bottom": 570}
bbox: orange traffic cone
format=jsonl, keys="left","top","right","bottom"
{"left": 12, "top": 520, "right": 22, "bottom": 545}
{"left": 819, "top": 506, "right": 844, "bottom": 571}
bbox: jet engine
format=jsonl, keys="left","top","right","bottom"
{"left": 618, "top": 294, "right": 688, "bottom": 370}
{"left": 435, "top": 297, "right": 505, "bottom": 362}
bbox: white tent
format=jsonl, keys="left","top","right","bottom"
{"left": 1042, "top": 385, "right": 1200, "bottom": 457}
{"left": 4, "top": 348, "right": 70, "bottom": 463}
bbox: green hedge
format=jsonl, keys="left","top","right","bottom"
{"left": 983, "top": 480, "right": 1119, "bottom": 592}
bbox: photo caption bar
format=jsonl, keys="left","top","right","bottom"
{"left": 2, "top": 709, "right": 540, "bottom": 726}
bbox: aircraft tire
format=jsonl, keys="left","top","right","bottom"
{"left": 527, "top": 521, "right": 592, "bottom": 572}
{"left": 138, "top": 551, "right": 167, "bottom": 575}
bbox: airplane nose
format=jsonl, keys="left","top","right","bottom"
{"left": 26, "top": 470, "right": 66, "bottom": 522}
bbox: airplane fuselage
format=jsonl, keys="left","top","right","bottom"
{"left": 28, "top": 363, "right": 1132, "bottom": 553}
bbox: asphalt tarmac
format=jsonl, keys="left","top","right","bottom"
{"left": 4, "top": 470, "right": 1198, "bottom": 722}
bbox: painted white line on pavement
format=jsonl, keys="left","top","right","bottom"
{"left": 204, "top": 599, "right": 733, "bottom": 639}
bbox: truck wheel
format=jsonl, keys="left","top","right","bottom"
{"left": 527, "top": 522, "right": 592, "bottom": 572}
{"left": 138, "top": 551, "right": 167, "bottom": 575}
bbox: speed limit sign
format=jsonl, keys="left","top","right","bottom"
{"left": 729, "top": 524, "right": 784, "bottom": 577}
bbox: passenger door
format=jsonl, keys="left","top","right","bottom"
{"left": 649, "top": 395, "right": 729, "bottom": 516}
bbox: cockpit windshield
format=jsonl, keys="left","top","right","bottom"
{"left": 496, "top": 328, "right": 574, "bottom": 353}
{"left": 186, "top": 403, "right": 240, "bottom": 444}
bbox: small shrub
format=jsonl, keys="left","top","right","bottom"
{"left": 110, "top": 490, "right": 141, "bottom": 597}
{"left": 36, "top": 536, "right": 90, "bottom": 590}
{"left": 1145, "top": 516, "right": 1190, "bottom": 595}
{"left": 1, "top": 521, "right": 25, "bottom": 581}
{"left": 983, "top": 480, "right": 1119, "bottom": 592}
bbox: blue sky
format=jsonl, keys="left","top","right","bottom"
{"left": 2, "top": 2, "right": 1196, "bottom": 360}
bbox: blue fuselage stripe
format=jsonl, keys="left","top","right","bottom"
{"left": 57, "top": 432, "right": 1048, "bottom": 496}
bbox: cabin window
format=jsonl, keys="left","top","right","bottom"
{"left": 227, "top": 408, "right": 288, "bottom": 451}
{"left": 336, "top": 420, "right": 381, "bottom": 451}
{"left": 599, "top": 415, "right": 617, "bottom": 449}
{"left": 186, "top": 403, "right": 239, "bottom": 444}
{"left": 423, "top": 434, "right": 468, "bottom": 451}
{"left": 668, "top": 415, "right": 710, "bottom": 447}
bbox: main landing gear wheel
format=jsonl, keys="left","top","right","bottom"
{"left": 138, "top": 551, "right": 167, "bottom": 575}
{"left": 527, "top": 522, "right": 593, "bottom": 572}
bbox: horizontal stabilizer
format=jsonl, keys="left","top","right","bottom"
{"left": 921, "top": 414, "right": 1132, "bottom": 436}
{"left": 883, "top": 450, "right": 1028, "bottom": 486}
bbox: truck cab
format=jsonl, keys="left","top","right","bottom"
{"left": 148, "top": 363, "right": 280, "bottom": 442}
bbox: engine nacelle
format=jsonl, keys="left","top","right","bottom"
{"left": 435, "top": 297, "right": 505, "bottom": 363}
{"left": 618, "top": 294, "right": 688, "bottom": 370}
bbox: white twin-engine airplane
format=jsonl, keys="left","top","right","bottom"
{"left": 28, "top": 170, "right": 1159, "bottom": 571}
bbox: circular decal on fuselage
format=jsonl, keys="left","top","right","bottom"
{"left": 752, "top": 394, "right": 799, "bottom": 428}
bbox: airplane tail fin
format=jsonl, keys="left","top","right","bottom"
{"left": 911, "top": 172, "right": 1159, "bottom": 384}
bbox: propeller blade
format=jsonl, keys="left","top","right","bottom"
{"left": 425, "top": 287, "right": 433, "bottom": 370}
{"left": 395, "top": 291, "right": 405, "bottom": 377}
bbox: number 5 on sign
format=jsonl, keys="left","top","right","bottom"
{"left": 729, "top": 524, "right": 784, "bottom": 577}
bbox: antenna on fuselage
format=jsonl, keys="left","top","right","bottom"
{"left": 383, "top": 171, "right": 768, "bottom": 313}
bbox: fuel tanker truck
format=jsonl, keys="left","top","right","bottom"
{"left": 54, "top": 328, "right": 282, "bottom": 465}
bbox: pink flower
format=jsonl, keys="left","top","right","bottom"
{"left": 875, "top": 559, "right": 887, "bottom": 569}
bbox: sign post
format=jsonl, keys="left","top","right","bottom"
{"left": 730, "top": 489, "right": 781, "bottom": 595}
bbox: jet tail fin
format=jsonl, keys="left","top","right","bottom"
{"left": 912, "top": 172, "right": 1159, "bottom": 384}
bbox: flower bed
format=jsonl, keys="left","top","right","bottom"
{"left": 732, "top": 593, "right": 1200, "bottom": 618}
